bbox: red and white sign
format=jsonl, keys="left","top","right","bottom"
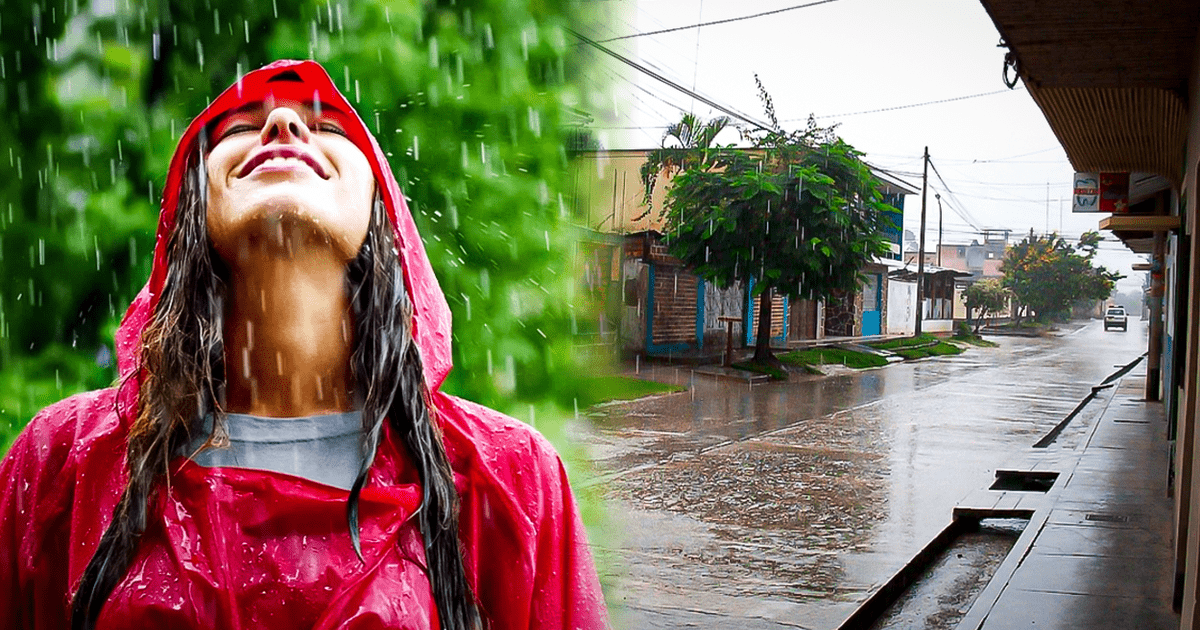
{"left": 1073, "top": 172, "right": 1129, "bottom": 213}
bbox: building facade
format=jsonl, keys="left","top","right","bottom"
{"left": 976, "top": 2, "right": 1200, "bottom": 625}
{"left": 572, "top": 150, "right": 914, "bottom": 353}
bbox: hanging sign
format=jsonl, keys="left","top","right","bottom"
{"left": 1072, "top": 173, "right": 1099, "bottom": 212}
{"left": 1073, "top": 172, "right": 1129, "bottom": 213}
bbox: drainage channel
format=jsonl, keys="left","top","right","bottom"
{"left": 836, "top": 469, "right": 1059, "bottom": 630}
{"left": 840, "top": 352, "right": 1147, "bottom": 624}
{"left": 1033, "top": 353, "right": 1144, "bottom": 448}
{"left": 835, "top": 515, "right": 1029, "bottom": 630}
{"left": 834, "top": 354, "right": 1144, "bottom": 629}
{"left": 868, "top": 518, "right": 1025, "bottom": 630}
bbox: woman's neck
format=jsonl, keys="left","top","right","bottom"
{"left": 221, "top": 236, "right": 357, "bottom": 417}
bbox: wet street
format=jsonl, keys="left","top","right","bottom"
{"left": 581, "top": 319, "right": 1151, "bottom": 629}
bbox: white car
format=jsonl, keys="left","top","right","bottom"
{"left": 1104, "top": 307, "right": 1127, "bottom": 331}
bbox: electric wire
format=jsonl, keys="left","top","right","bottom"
{"left": 595, "top": 61, "right": 690, "bottom": 123}
{"left": 596, "top": 0, "right": 846, "bottom": 43}
{"left": 568, "top": 28, "right": 774, "bottom": 132}
{"left": 804, "top": 87, "right": 1025, "bottom": 120}
{"left": 927, "top": 158, "right": 984, "bottom": 231}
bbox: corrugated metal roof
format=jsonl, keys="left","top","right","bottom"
{"left": 980, "top": 0, "right": 1200, "bottom": 90}
{"left": 978, "top": 0, "right": 1200, "bottom": 183}
{"left": 1025, "top": 85, "right": 1188, "bottom": 181}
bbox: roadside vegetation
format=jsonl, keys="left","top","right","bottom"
{"left": 868, "top": 334, "right": 968, "bottom": 359}
{"left": 1001, "top": 230, "right": 1121, "bottom": 323}
{"left": 962, "top": 279, "right": 1012, "bottom": 334}
{"left": 579, "top": 376, "right": 686, "bottom": 407}
{"left": 952, "top": 330, "right": 1000, "bottom": 347}
{"left": 641, "top": 84, "right": 896, "bottom": 365}
{"left": 779, "top": 347, "right": 889, "bottom": 371}
{"left": 868, "top": 335, "right": 941, "bottom": 351}
{"left": 731, "top": 361, "right": 791, "bottom": 379}
{"left": 893, "top": 341, "right": 965, "bottom": 360}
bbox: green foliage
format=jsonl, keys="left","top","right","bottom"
{"left": 953, "top": 336, "right": 999, "bottom": 347}
{"left": 640, "top": 82, "right": 893, "bottom": 357}
{"left": 962, "top": 278, "right": 1011, "bottom": 332}
{"left": 778, "top": 347, "right": 888, "bottom": 370}
{"left": 1001, "top": 230, "right": 1121, "bottom": 321}
{"left": 577, "top": 376, "right": 684, "bottom": 407}
{"left": 639, "top": 113, "right": 731, "bottom": 208}
{"left": 867, "top": 334, "right": 974, "bottom": 358}
{"left": 0, "top": 1, "right": 600, "bottom": 445}
{"left": 868, "top": 334, "right": 939, "bottom": 350}
{"left": 894, "top": 341, "right": 963, "bottom": 360}
{"left": 730, "top": 361, "right": 789, "bottom": 380}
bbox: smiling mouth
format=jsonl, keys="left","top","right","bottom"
{"left": 239, "top": 147, "right": 329, "bottom": 179}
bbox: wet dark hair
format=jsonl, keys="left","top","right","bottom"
{"left": 70, "top": 141, "right": 482, "bottom": 629}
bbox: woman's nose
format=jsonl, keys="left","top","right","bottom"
{"left": 260, "top": 107, "right": 310, "bottom": 144}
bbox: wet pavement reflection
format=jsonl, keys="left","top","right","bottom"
{"left": 583, "top": 320, "right": 1150, "bottom": 629}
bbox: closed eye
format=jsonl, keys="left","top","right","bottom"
{"left": 218, "top": 123, "right": 259, "bottom": 141}
{"left": 314, "top": 122, "right": 348, "bottom": 137}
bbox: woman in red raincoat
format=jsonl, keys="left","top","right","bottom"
{"left": 0, "top": 60, "right": 607, "bottom": 630}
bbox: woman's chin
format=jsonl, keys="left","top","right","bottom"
{"left": 210, "top": 202, "right": 365, "bottom": 264}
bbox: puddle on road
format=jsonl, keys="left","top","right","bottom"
{"left": 604, "top": 440, "right": 888, "bottom": 601}
{"left": 587, "top": 330, "right": 1142, "bottom": 628}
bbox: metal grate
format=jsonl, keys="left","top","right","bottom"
{"left": 1085, "top": 513, "right": 1129, "bottom": 523}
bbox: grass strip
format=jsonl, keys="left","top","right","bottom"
{"left": 779, "top": 347, "right": 889, "bottom": 370}
{"left": 952, "top": 335, "right": 999, "bottom": 347}
{"left": 579, "top": 376, "right": 685, "bottom": 407}
{"left": 731, "top": 361, "right": 789, "bottom": 380}
{"left": 867, "top": 334, "right": 941, "bottom": 350}
{"left": 894, "top": 341, "right": 965, "bottom": 360}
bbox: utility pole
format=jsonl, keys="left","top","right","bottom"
{"left": 1045, "top": 182, "right": 1050, "bottom": 235}
{"left": 1147, "top": 229, "right": 1166, "bottom": 401}
{"left": 936, "top": 193, "right": 943, "bottom": 267}
{"left": 915, "top": 147, "right": 929, "bottom": 337}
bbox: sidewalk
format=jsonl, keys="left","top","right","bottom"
{"left": 955, "top": 368, "right": 1179, "bottom": 629}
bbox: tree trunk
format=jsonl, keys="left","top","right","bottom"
{"left": 753, "top": 288, "right": 774, "bottom": 362}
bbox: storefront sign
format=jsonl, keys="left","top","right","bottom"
{"left": 1073, "top": 172, "right": 1129, "bottom": 213}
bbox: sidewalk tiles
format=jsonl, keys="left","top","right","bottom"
{"left": 955, "top": 373, "right": 1179, "bottom": 629}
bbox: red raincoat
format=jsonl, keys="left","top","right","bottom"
{"left": 0, "top": 61, "right": 608, "bottom": 629}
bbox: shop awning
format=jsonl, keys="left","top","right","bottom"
{"left": 977, "top": 0, "right": 1200, "bottom": 184}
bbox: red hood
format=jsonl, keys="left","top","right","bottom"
{"left": 114, "top": 60, "right": 452, "bottom": 418}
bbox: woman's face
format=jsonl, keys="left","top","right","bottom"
{"left": 205, "top": 98, "right": 374, "bottom": 263}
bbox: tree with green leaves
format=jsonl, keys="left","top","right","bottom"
{"left": 962, "top": 278, "right": 1011, "bottom": 333}
{"left": 1001, "top": 230, "right": 1121, "bottom": 322}
{"left": 641, "top": 80, "right": 895, "bottom": 362}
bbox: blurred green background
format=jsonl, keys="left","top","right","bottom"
{"left": 0, "top": 0, "right": 610, "bottom": 450}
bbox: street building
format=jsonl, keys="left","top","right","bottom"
{"left": 976, "top": 0, "right": 1200, "bottom": 625}
{"left": 571, "top": 149, "right": 918, "bottom": 356}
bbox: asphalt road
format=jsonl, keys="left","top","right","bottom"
{"left": 582, "top": 318, "right": 1150, "bottom": 629}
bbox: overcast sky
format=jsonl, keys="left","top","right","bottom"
{"left": 582, "top": 0, "right": 1147, "bottom": 292}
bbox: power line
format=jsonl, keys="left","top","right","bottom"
{"left": 568, "top": 28, "right": 773, "bottom": 132}
{"left": 968, "top": 146, "right": 1064, "bottom": 163}
{"left": 949, "top": 192, "right": 1073, "bottom": 203}
{"left": 595, "top": 61, "right": 692, "bottom": 123}
{"left": 596, "top": 0, "right": 846, "bottom": 43}
{"left": 948, "top": 179, "right": 1073, "bottom": 188}
{"left": 932, "top": 187, "right": 983, "bottom": 233}
{"left": 866, "top": 162, "right": 922, "bottom": 193}
{"left": 927, "top": 158, "right": 984, "bottom": 231}
{"left": 805, "top": 87, "right": 1025, "bottom": 120}
{"left": 859, "top": 146, "right": 1067, "bottom": 165}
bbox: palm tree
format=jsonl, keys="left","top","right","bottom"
{"left": 639, "top": 113, "right": 732, "bottom": 213}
